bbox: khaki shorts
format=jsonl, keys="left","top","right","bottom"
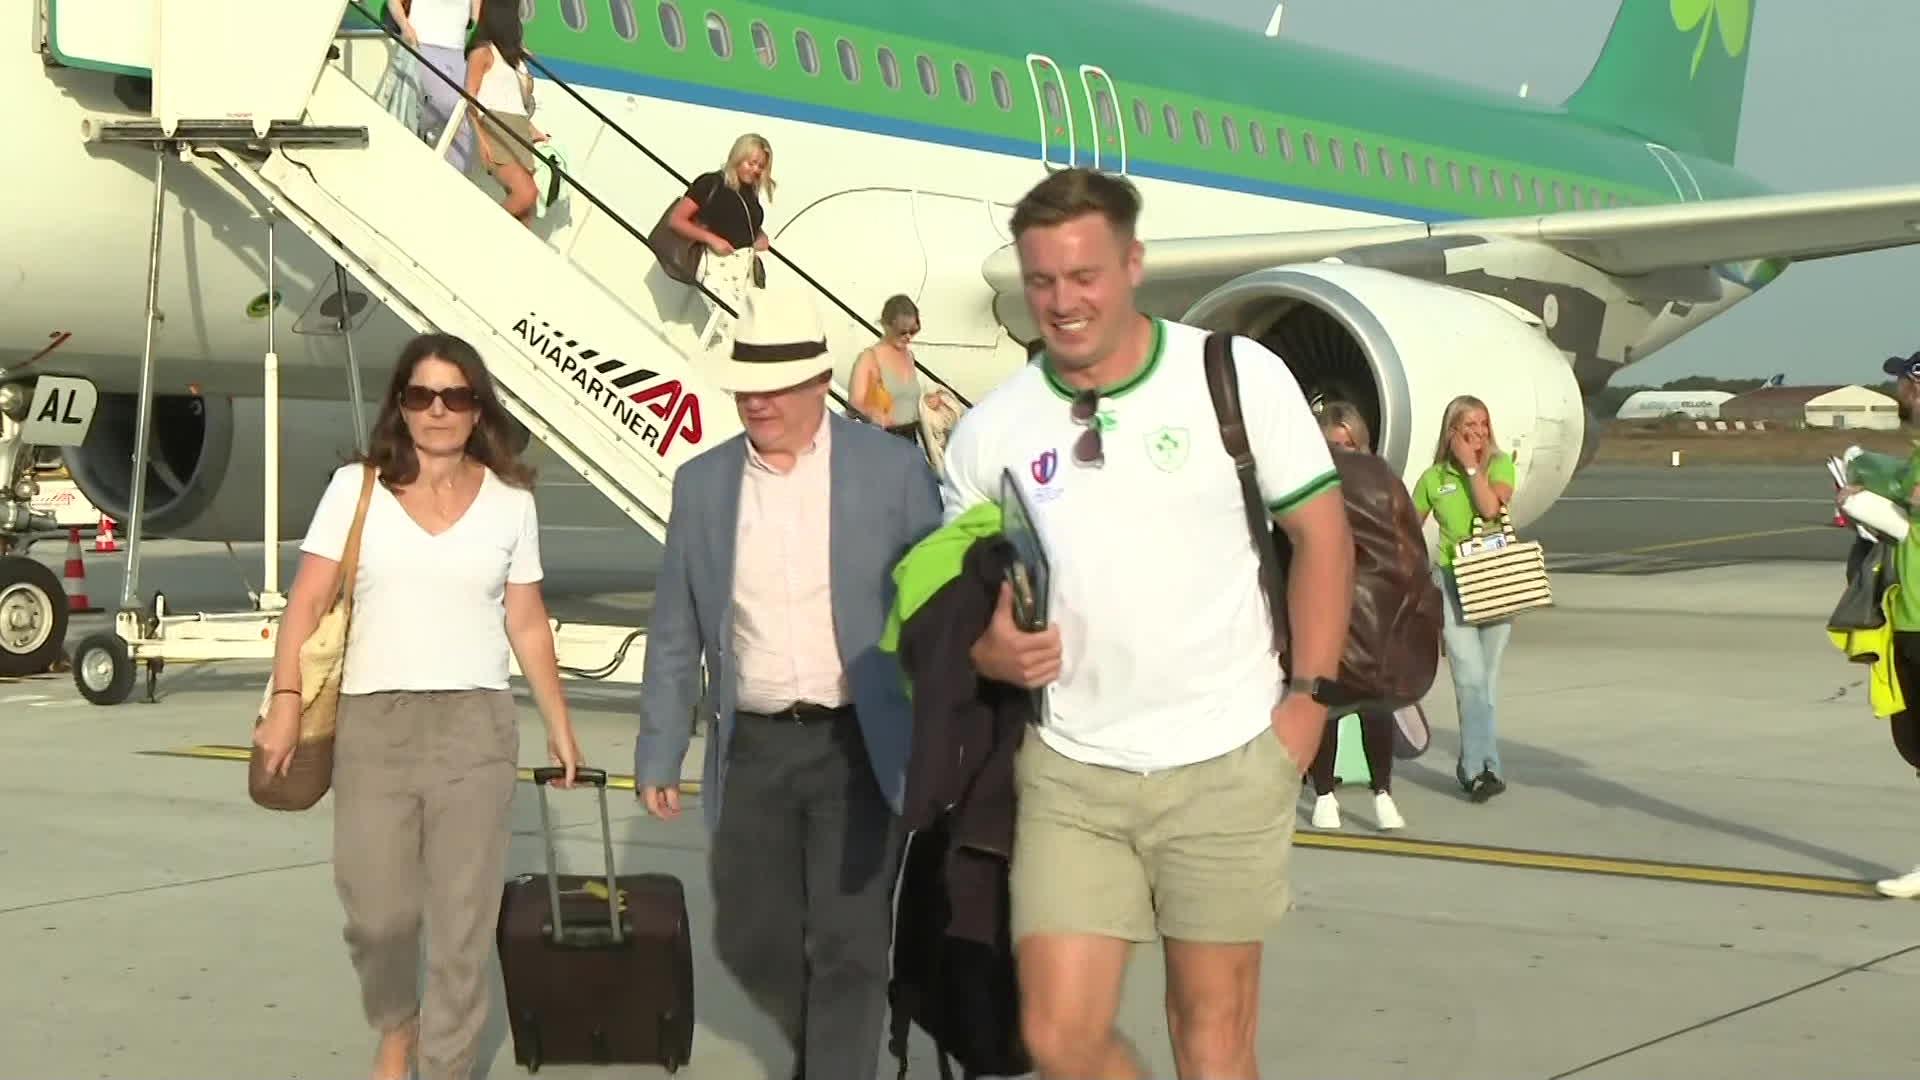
{"left": 478, "top": 111, "right": 538, "bottom": 176}
{"left": 1009, "top": 727, "right": 1303, "bottom": 945}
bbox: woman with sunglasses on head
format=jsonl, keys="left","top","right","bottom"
{"left": 252, "top": 332, "right": 582, "bottom": 1080}
{"left": 851, "top": 294, "right": 948, "bottom": 447}
{"left": 1304, "top": 402, "right": 1405, "bottom": 831}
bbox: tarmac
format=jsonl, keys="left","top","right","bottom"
{"left": 6, "top": 461, "right": 1919, "bottom": 1079}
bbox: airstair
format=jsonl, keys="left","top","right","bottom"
{"left": 48, "top": 0, "right": 963, "bottom": 704}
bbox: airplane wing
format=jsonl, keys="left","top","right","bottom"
{"left": 980, "top": 181, "right": 1920, "bottom": 297}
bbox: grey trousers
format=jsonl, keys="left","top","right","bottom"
{"left": 710, "top": 710, "right": 899, "bottom": 1079}
{"left": 332, "top": 689, "right": 520, "bottom": 1080}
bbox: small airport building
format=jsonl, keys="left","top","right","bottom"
{"left": 1718, "top": 384, "right": 1900, "bottom": 430}
{"left": 1613, "top": 390, "right": 1733, "bottom": 420}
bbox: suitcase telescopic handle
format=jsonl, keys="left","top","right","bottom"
{"left": 530, "top": 767, "right": 625, "bottom": 946}
{"left": 532, "top": 766, "right": 608, "bottom": 786}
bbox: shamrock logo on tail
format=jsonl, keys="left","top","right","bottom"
{"left": 1671, "top": 0, "right": 1751, "bottom": 78}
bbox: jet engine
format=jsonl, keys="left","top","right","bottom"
{"left": 62, "top": 393, "right": 533, "bottom": 542}
{"left": 62, "top": 394, "right": 371, "bottom": 541}
{"left": 1182, "top": 263, "right": 1585, "bottom": 530}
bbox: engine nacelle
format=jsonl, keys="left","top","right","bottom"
{"left": 63, "top": 394, "right": 371, "bottom": 541}
{"left": 1182, "top": 264, "right": 1584, "bottom": 530}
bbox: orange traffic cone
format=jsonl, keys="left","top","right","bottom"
{"left": 93, "top": 515, "right": 118, "bottom": 554}
{"left": 63, "top": 528, "right": 96, "bottom": 613}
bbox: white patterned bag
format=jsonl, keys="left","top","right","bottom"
{"left": 1450, "top": 507, "right": 1552, "bottom": 625}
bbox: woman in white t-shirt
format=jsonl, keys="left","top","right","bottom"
{"left": 252, "top": 331, "right": 582, "bottom": 1080}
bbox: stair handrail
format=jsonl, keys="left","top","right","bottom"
{"left": 513, "top": 50, "right": 971, "bottom": 409}
{"left": 335, "top": 0, "right": 854, "bottom": 412}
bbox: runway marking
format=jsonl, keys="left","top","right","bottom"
{"left": 1297, "top": 831, "right": 1880, "bottom": 899}
{"left": 147, "top": 746, "right": 1881, "bottom": 899}
{"left": 1614, "top": 525, "right": 1835, "bottom": 556}
{"left": 138, "top": 744, "right": 703, "bottom": 795}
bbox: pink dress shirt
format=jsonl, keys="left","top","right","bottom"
{"left": 731, "top": 417, "right": 848, "bottom": 712}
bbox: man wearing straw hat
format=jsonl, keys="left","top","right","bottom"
{"left": 635, "top": 286, "right": 942, "bottom": 1078}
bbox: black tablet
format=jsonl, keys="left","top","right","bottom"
{"left": 1000, "top": 467, "right": 1050, "bottom": 632}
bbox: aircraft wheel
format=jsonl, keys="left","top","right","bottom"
{"left": 72, "top": 631, "right": 135, "bottom": 706}
{"left": 0, "top": 554, "right": 68, "bottom": 677}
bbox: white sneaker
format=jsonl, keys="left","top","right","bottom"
{"left": 1311, "top": 793, "right": 1341, "bottom": 829}
{"left": 1374, "top": 792, "right": 1406, "bottom": 831}
{"left": 1876, "top": 866, "right": 1920, "bottom": 899}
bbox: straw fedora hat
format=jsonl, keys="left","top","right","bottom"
{"left": 713, "top": 288, "right": 834, "bottom": 394}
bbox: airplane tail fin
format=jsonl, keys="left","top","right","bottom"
{"left": 1563, "top": 0, "right": 1754, "bottom": 164}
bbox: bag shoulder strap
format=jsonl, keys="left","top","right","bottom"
{"left": 1201, "top": 331, "right": 1287, "bottom": 652}
{"left": 335, "top": 464, "right": 378, "bottom": 614}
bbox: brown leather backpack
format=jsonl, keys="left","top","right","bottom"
{"left": 1202, "top": 331, "right": 1442, "bottom": 713}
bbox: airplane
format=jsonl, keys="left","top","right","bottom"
{"left": 5, "top": 0, "right": 1920, "bottom": 678}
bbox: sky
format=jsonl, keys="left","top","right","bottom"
{"left": 1142, "top": 0, "right": 1919, "bottom": 389}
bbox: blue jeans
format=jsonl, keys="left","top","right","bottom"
{"left": 1436, "top": 564, "right": 1513, "bottom": 783}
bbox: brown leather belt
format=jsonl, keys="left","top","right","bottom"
{"left": 737, "top": 702, "right": 854, "bottom": 724}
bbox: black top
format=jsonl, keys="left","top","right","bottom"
{"left": 685, "top": 170, "right": 763, "bottom": 249}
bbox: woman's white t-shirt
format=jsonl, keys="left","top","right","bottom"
{"left": 300, "top": 463, "right": 543, "bottom": 696}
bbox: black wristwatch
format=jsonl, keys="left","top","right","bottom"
{"left": 1287, "top": 677, "right": 1335, "bottom": 705}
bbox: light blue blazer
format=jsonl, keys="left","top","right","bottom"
{"left": 634, "top": 412, "right": 943, "bottom": 829}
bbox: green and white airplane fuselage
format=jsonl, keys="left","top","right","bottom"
{"left": 11, "top": 0, "right": 1920, "bottom": 537}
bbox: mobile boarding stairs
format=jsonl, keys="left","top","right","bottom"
{"left": 50, "top": 0, "right": 949, "bottom": 707}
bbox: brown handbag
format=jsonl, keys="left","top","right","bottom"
{"left": 248, "top": 464, "right": 377, "bottom": 811}
{"left": 650, "top": 199, "right": 703, "bottom": 284}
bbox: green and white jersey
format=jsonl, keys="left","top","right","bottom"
{"left": 940, "top": 317, "right": 1340, "bottom": 773}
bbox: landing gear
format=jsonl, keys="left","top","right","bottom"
{"left": 0, "top": 555, "right": 66, "bottom": 677}
{"left": 71, "top": 630, "right": 134, "bottom": 705}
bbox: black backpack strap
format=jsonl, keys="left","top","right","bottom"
{"left": 1202, "top": 331, "right": 1289, "bottom": 656}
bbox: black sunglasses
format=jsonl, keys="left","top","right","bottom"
{"left": 400, "top": 385, "right": 478, "bottom": 412}
{"left": 1070, "top": 389, "right": 1104, "bottom": 467}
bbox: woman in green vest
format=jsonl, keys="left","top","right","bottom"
{"left": 1413, "top": 395, "right": 1517, "bottom": 803}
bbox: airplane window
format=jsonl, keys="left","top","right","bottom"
{"left": 1467, "top": 163, "right": 1481, "bottom": 195}
{"left": 705, "top": 12, "right": 731, "bottom": 58}
{"left": 837, "top": 38, "right": 860, "bottom": 81}
{"left": 658, "top": 3, "right": 685, "bottom": 49}
{"left": 1248, "top": 122, "right": 1267, "bottom": 156}
{"left": 1221, "top": 115, "right": 1239, "bottom": 151}
{"left": 1192, "top": 110, "right": 1212, "bottom": 146}
{"left": 1095, "top": 89, "right": 1119, "bottom": 135}
{"left": 1552, "top": 180, "right": 1565, "bottom": 208}
{"left": 878, "top": 46, "right": 901, "bottom": 90}
{"left": 1511, "top": 172, "right": 1524, "bottom": 201}
{"left": 1532, "top": 177, "right": 1544, "bottom": 204}
{"left": 1447, "top": 161, "right": 1460, "bottom": 192}
{"left": 1353, "top": 140, "right": 1368, "bottom": 176}
{"left": 956, "top": 63, "right": 978, "bottom": 104}
{"left": 1041, "top": 81, "right": 1066, "bottom": 126}
{"left": 1162, "top": 104, "right": 1180, "bottom": 140}
{"left": 750, "top": 21, "right": 775, "bottom": 67}
{"left": 1403, "top": 151, "right": 1416, "bottom": 182}
{"left": 1570, "top": 185, "right": 1583, "bottom": 209}
{"left": 1274, "top": 126, "right": 1292, "bottom": 160}
{"left": 1489, "top": 169, "right": 1504, "bottom": 199}
{"left": 1301, "top": 131, "right": 1317, "bottom": 165}
{"left": 1589, "top": 186, "right": 1603, "bottom": 208}
{"left": 794, "top": 29, "right": 819, "bottom": 74}
{"left": 916, "top": 54, "right": 938, "bottom": 96}
{"left": 1376, "top": 146, "right": 1393, "bottom": 178}
{"left": 520, "top": 0, "right": 536, "bottom": 21}
{"left": 1329, "top": 138, "right": 1344, "bottom": 171}
{"left": 561, "top": 0, "right": 587, "bottom": 30}
{"left": 990, "top": 69, "right": 1012, "bottom": 110}
{"left": 609, "top": 0, "right": 637, "bottom": 39}
{"left": 1133, "top": 98, "right": 1151, "bottom": 135}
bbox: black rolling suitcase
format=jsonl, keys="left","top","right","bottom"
{"left": 496, "top": 767, "right": 696, "bottom": 1073}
